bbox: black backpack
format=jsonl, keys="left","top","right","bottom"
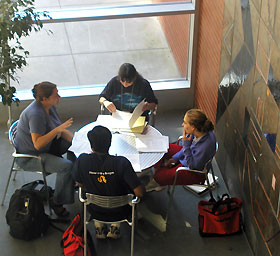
{"left": 20, "top": 180, "right": 54, "bottom": 201}
{"left": 6, "top": 189, "right": 49, "bottom": 240}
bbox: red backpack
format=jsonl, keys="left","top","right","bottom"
{"left": 61, "top": 214, "right": 95, "bottom": 256}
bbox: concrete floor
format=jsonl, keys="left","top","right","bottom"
{"left": 0, "top": 110, "right": 253, "bottom": 256}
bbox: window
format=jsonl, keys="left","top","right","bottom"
{"left": 15, "top": 1, "right": 196, "bottom": 99}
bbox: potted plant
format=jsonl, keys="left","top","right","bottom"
{"left": 0, "top": 0, "right": 49, "bottom": 127}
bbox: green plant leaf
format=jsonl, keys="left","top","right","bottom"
{"left": 0, "top": 0, "right": 51, "bottom": 106}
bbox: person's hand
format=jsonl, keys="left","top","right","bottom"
{"left": 165, "top": 158, "right": 177, "bottom": 168}
{"left": 104, "top": 100, "right": 117, "bottom": 113}
{"left": 142, "top": 102, "right": 156, "bottom": 112}
{"left": 142, "top": 102, "right": 151, "bottom": 112}
{"left": 182, "top": 129, "right": 193, "bottom": 141}
{"left": 56, "top": 118, "right": 73, "bottom": 133}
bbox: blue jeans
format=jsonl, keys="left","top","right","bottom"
{"left": 16, "top": 138, "right": 75, "bottom": 205}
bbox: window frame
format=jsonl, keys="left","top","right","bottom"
{"left": 15, "top": 1, "right": 198, "bottom": 100}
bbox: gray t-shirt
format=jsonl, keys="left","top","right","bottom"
{"left": 15, "top": 100, "right": 61, "bottom": 154}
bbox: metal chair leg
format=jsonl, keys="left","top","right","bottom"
{"left": 210, "top": 165, "right": 217, "bottom": 188}
{"left": 205, "top": 171, "right": 215, "bottom": 201}
{"left": 40, "top": 158, "right": 52, "bottom": 215}
{"left": 209, "top": 165, "right": 218, "bottom": 200}
{"left": 165, "top": 171, "right": 179, "bottom": 224}
{"left": 1, "top": 159, "right": 15, "bottom": 205}
{"left": 84, "top": 203, "right": 87, "bottom": 256}
{"left": 13, "top": 170, "right": 17, "bottom": 181}
{"left": 131, "top": 204, "right": 135, "bottom": 256}
{"left": 42, "top": 171, "right": 52, "bottom": 215}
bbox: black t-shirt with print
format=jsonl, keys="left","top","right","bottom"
{"left": 72, "top": 153, "right": 141, "bottom": 221}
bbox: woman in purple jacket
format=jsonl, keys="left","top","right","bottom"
{"left": 146, "top": 109, "right": 216, "bottom": 191}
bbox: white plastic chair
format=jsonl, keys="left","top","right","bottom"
{"left": 79, "top": 187, "right": 140, "bottom": 256}
{"left": 1, "top": 120, "right": 52, "bottom": 214}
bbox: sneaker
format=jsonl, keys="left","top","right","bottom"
{"left": 95, "top": 227, "right": 107, "bottom": 239}
{"left": 107, "top": 225, "right": 120, "bottom": 239}
{"left": 145, "top": 179, "right": 166, "bottom": 192}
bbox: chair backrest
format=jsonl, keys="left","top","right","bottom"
{"left": 204, "top": 142, "right": 219, "bottom": 173}
{"left": 79, "top": 187, "right": 139, "bottom": 256}
{"left": 9, "top": 120, "right": 19, "bottom": 147}
{"left": 204, "top": 158, "right": 213, "bottom": 172}
{"left": 147, "top": 105, "right": 157, "bottom": 127}
{"left": 85, "top": 193, "right": 134, "bottom": 208}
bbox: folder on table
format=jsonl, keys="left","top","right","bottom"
{"left": 97, "top": 100, "right": 147, "bottom": 133}
{"left": 97, "top": 113, "right": 147, "bottom": 133}
{"left": 116, "top": 115, "right": 147, "bottom": 134}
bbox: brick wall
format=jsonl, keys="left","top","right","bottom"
{"left": 195, "top": 0, "right": 224, "bottom": 125}
{"left": 152, "top": 0, "right": 189, "bottom": 77}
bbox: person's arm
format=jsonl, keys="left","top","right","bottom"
{"left": 133, "top": 184, "right": 145, "bottom": 198}
{"left": 61, "top": 129, "right": 74, "bottom": 143}
{"left": 141, "top": 79, "right": 158, "bottom": 112}
{"left": 31, "top": 118, "right": 73, "bottom": 150}
{"left": 99, "top": 96, "right": 117, "bottom": 113}
{"left": 122, "top": 156, "right": 145, "bottom": 197}
{"left": 182, "top": 135, "right": 213, "bottom": 171}
{"left": 99, "top": 78, "right": 118, "bottom": 113}
{"left": 172, "top": 148, "right": 184, "bottom": 162}
{"left": 72, "top": 156, "right": 82, "bottom": 182}
{"left": 142, "top": 102, "right": 156, "bottom": 112}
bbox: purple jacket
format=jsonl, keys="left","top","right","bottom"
{"left": 172, "top": 131, "right": 217, "bottom": 171}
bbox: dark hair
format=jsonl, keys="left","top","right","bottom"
{"left": 186, "top": 109, "right": 214, "bottom": 133}
{"left": 87, "top": 125, "right": 112, "bottom": 153}
{"left": 32, "top": 81, "right": 56, "bottom": 101}
{"left": 118, "top": 63, "right": 138, "bottom": 83}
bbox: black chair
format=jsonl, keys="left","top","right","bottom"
{"left": 1, "top": 120, "right": 52, "bottom": 214}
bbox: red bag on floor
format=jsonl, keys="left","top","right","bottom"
{"left": 198, "top": 194, "right": 242, "bottom": 236}
{"left": 61, "top": 214, "right": 95, "bottom": 256}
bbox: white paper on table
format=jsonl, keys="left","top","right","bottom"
{"left": 112, "top": 110, "right": 132, "bottom": 128}
{"left": 111, "top": 99, "right": 145, "bottom": 128}
{"left": 122, "top": 154, "right": 141, "bottom": 172}
{"left": 68, "top": 131, "right": 92, "bottom": 157}
{"left": 96, "top": 115, "right": 113, "bottom": 129}
{"left": 129, "top": 99, "right": 145, "bottom": 127}
{"left": 109, "top": 133, "right": 137, "bottom": 155}
{"left": 135, "top": 135, "right": 169, "bottom": 153}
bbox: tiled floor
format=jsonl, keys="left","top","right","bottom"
{"left": 0, "top": 110, "right": 253, "bottom": 256}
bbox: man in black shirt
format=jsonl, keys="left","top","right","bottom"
{"left": 72, "top": 125, "right": 145, "bottom": 239}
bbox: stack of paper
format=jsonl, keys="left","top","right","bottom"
{"left": 96, "top": 99, "right": 147, "bottom": 133}
{"left": 135, "top": 134, "right": 169, "bottom": 153}
{"left": 96, "top": 114, "right": 147, "bottom": 133}
{"left": 113, "top": 111, "right": 147, "bottom": 133}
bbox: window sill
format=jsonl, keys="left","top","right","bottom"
{"left": 14, "top": 79, "right": 190, "bottom": 101}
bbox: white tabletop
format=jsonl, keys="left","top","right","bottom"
{"left": 69, "top": 121, "right": 165, "bottom": 171}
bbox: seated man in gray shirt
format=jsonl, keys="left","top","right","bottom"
{"left": 72, "top": 125, "right": 145, "bottom": 239}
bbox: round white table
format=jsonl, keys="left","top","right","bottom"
{"left": 69, "top": 122, "right": 165, "bottom": 171}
